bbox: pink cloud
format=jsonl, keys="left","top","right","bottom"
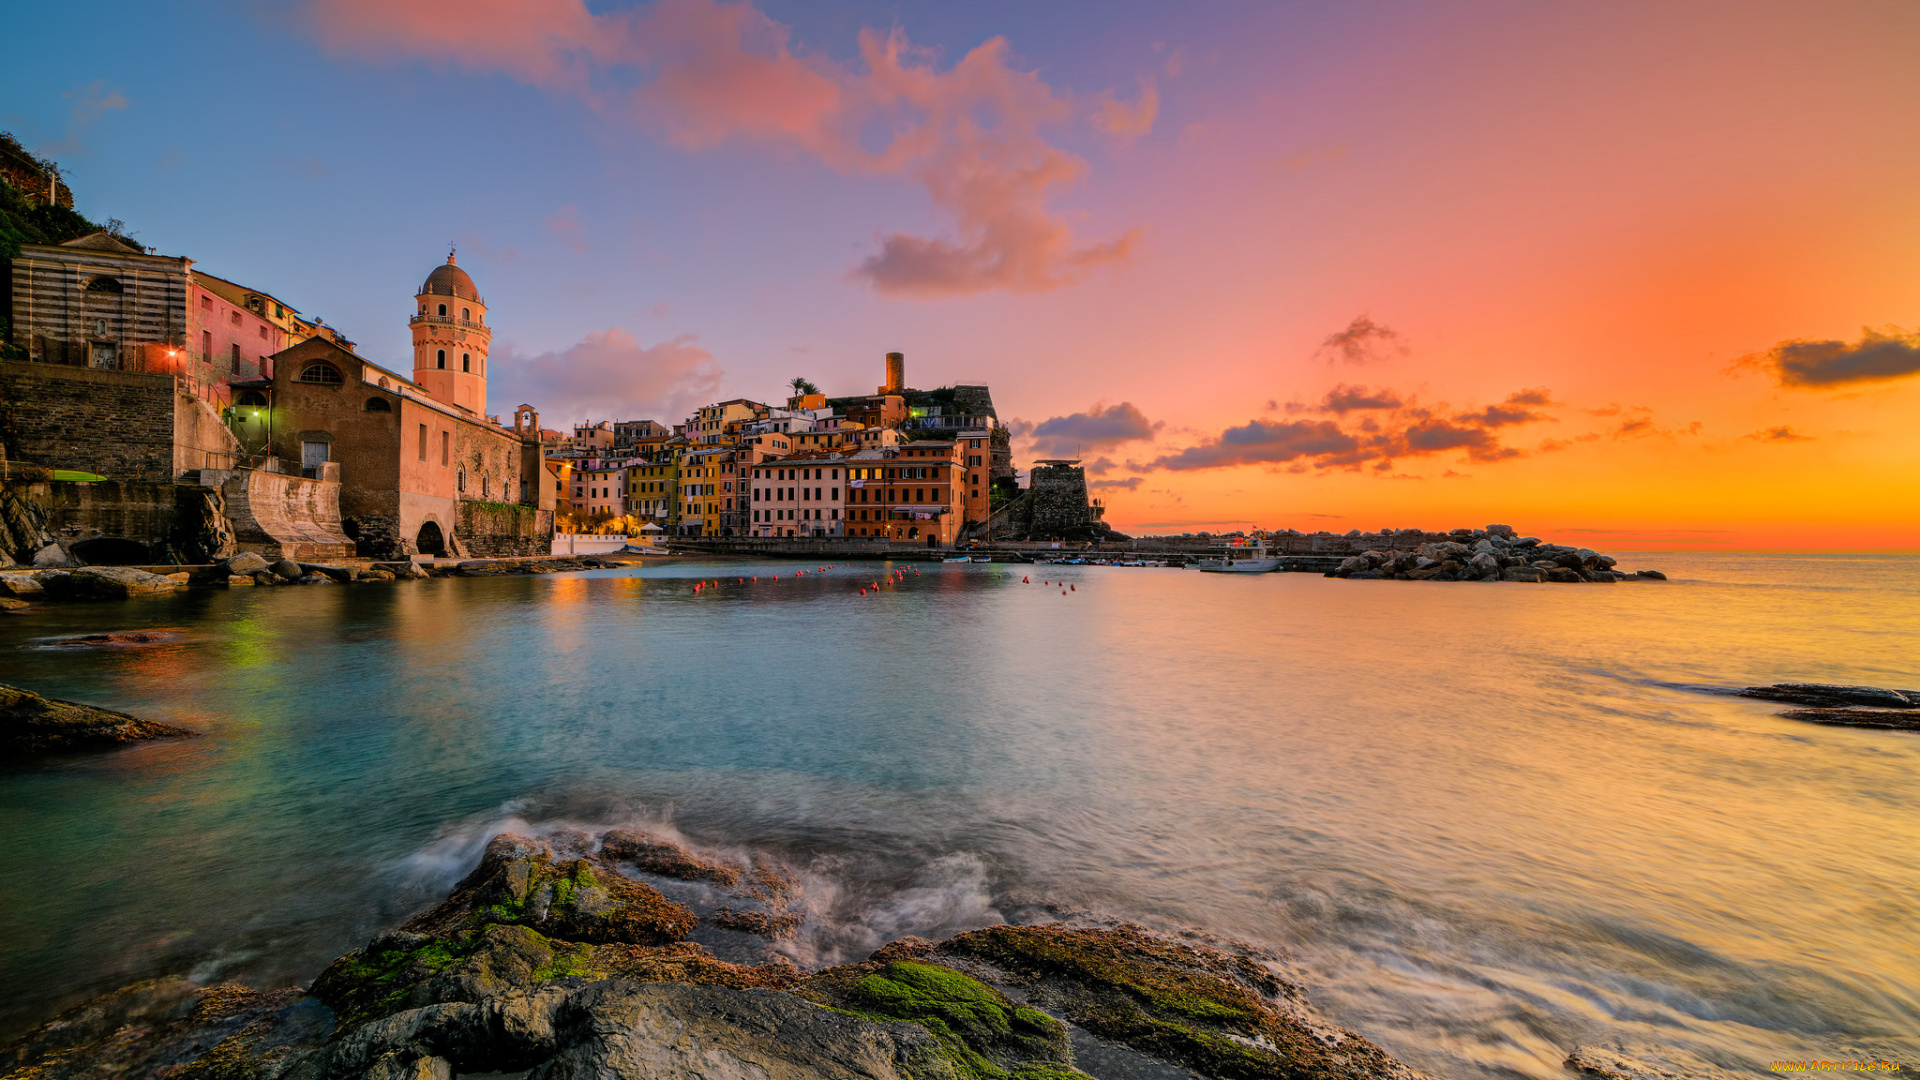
{"left": 1093, "top": 77, "right": 1159, "bottom": 145}
{"left": 491, "top": 328, "right": 723, "bottom": 427}
{"left": 308, "top": 0, "right": 1143, "bottom": 298}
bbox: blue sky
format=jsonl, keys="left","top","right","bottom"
{"left": 8, "top": 1, "right": 1919, "bottom": 543}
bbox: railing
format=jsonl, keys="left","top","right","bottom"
{"left": 888, "top": 506, "right": 952, "bottom": 518}
{"left": 407, "top": 314, "right": 491, "bottom": 334}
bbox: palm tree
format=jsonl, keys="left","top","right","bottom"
{"left": 790, "top": 376, "right": 820, "bottom": 396}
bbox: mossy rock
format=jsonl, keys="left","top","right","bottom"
{"left": 805, "top": 960, "right": 1071, "bottom": 1080}
{"left": 309, "top": 929, "right": 487, "bottom": 1027}
{"left": 942, "top": 925, "right": 1413, "bottom": 1080}
{"left": 405, "top": 836, "right": 697, "bottom": 948}
{"left": 311, "top": 835, "right": 761, "bottom": 1031}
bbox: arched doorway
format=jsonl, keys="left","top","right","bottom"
{"left": 416, "top": 520, "right": 447, "bottom": 556}
{"left": 70, "top": 537, "right": 151, "bottom": 565}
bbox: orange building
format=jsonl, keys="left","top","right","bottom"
{"left": 844, "top": 440, "right": 965, "bottom": 545}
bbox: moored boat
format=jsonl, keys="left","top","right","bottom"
{"left": 1195, "top": 540, "right": 1281, "bottom": 573}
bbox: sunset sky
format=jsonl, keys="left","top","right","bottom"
{"left": 7, "top": 1, "right": 1919, "bottom": 547}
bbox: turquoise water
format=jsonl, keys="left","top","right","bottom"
{"left": 1, "top": 554, "right": 1916, "bottom": 1078}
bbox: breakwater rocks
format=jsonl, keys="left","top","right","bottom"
{"left": 0, "top": 829, "right": 1429, "bottom": 1080}
{"left": 0, "top": 682, "right": 197, "bottom": 758}
{"left": 1737, "top": 683, "right": 1920, "bottom": 732}
{"left": 1325, "top": 524, "right": 1664, "bottom": 583}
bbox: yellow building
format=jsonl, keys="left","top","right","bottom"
{"left": 677, "top": 446, "right": 746, "bottom": 536}
{"left": 625, "top": 458, "right": 679, "bottom": 527}
{"left": 688, "top": 399, "right": 763, "bottom": 445}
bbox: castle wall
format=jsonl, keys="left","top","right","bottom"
{"left": 1027, "top": 464, "right": 1097, "bottom": 536}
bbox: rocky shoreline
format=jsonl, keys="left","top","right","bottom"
{"left": 1325, "top": 525, "right": 1664, "bottom": 583}
{"left": 0, "top": 554, "right": 628, "bottom": 614}
{"left": 0, "top": 828, "right": 1436, "bottom": 1080}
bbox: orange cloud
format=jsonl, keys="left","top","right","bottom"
{"left": 307, "top": 0, "right": 1141, "bottom": 298}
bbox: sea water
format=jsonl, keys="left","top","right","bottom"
{"left": 1, "top": 554, "right": 1915, "bottom": 1077}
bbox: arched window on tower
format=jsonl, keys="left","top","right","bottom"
{"left": 462, "top": 307, "right": 470, "bottom": 321}
{"left": 462, "top": 353, "right": 470, "bottom": 373}
{"left": 437, "top": 349, "right": 446, "bottom": 369}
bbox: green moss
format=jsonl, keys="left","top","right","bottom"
{"left": 531, "top": 939, "right": 599, "bottom": 981}
{"left": 312, "top": 935, "right": 479, "bottom": 1027}
{"left": 1011, "top": 1008, "right": 1056, "bottom": 1034}
{"left": 853, "top": 962, "right": 1014, "bottom": 1039}
{"left": 840, "top": 962, "right": 1069, "bottom": 1080}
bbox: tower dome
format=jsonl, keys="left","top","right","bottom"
{"left": 421, "top": 255, "right": 481, "bottom": 302}
{"left": 411, "top": 250, "right": 492, "bottom": 414}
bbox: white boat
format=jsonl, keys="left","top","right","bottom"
{"left": 1195, "top": 541, "right": 1282, "bottom": 574}
{"left": 971, "top": 555, "right": 995, "bottom": 563}
{"left": 942, "top": 556, "right": 973, "bottom": 563}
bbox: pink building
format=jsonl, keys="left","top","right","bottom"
{"left": 190, "top": 272, "right": 285, "bottom": 404}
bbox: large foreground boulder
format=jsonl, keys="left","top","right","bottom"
{"left": 2, "top": 830, "right": 1432, "bottom": 1080}
{"left": 0, "top": 683, "right": 198, "bottom": 757}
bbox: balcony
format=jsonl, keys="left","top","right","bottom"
{"left": 408, "top": 314, "right": 492, "bottom": 337}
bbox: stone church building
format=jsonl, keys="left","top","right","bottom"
{"left": 238, "top": 254, "right": 554, "bottom": 558}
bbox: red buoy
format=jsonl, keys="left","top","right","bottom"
{"left": 1023, "top": 576, "right": 1030, "bottom": 583}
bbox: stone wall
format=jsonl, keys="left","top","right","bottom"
{"left": 347, "top": 512, "right": 411, "bottom": 560}
{"left": 457, "top": 499, "right": 554, "bottom": 557}
{"left": 0, "top": 361, "right": 176, "bottom": 481}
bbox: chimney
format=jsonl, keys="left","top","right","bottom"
{"left": 883, "top": 351, "right": 905, "bottom": 395}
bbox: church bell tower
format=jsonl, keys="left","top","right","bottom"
{"left": 411, "top": 250, "right": 491, "bottom": 414}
